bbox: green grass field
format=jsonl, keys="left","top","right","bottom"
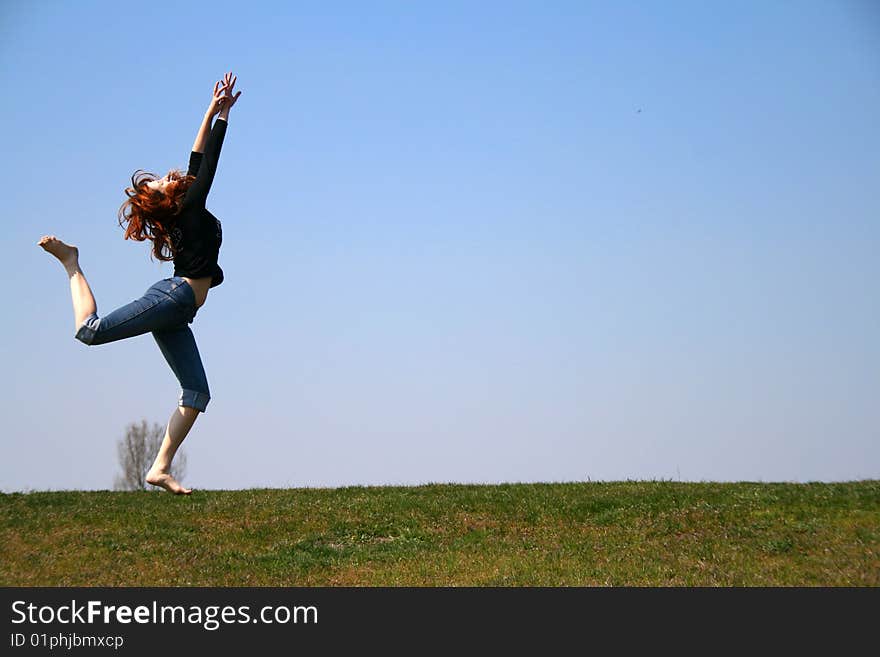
{"left": 2, "top": 481, "right": 878, "bottom": 586}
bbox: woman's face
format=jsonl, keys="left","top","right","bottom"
{"left": 145, "top": 172, "right": 179, "bottom": 193}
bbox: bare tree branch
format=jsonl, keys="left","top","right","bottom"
{"left": 114, "top": 419, "right": 186, "bottom": 491}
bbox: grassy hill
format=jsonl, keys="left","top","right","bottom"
{"left": 2, "top": 481, "right": 878, "bottom": 586}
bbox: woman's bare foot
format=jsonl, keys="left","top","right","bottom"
{"left": 146, "top": 469, "right": 193, "bottom": 495}
{"left": 38, "top": 235, "right": 79, "bottom": 273}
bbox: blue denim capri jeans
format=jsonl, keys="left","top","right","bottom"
{"left": 74, "top": 276, "right": 211, "bottom": 412}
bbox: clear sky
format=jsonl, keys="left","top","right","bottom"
{"left": 1, "top": 0, "right": 878, "bottom": 491}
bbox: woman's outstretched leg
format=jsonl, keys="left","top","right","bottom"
{"left": 146, "top": 406, "right": 200, "bottom": 495}
{"left": 38, "top": 235, "right": 97, "bottom": 331}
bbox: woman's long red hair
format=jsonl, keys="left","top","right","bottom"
{"left": 117, "top": 169, "right": 195, "bottom": 261}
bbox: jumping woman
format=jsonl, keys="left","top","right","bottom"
{"left": 38, "top": 71, "right": 242, "bottom": 495}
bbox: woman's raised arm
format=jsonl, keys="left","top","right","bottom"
{"left": 183, "top": 73, "right": 240, "bottom": 206}
{"left": 192, "top": 79, "right": 228, "bottom": 154}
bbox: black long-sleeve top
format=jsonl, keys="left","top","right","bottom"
{"left": 171, "top": 117, "right": 227, "bottom": 287}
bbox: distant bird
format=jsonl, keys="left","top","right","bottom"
{"left": 636, "top": 108, "right": 642, "bottom": 113}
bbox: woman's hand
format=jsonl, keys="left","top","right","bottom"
{"left": 218, "top": 71, "right": 241, "bottom": 113}
{"left": 207, "top": 79, "right": 229, "bottom": 116}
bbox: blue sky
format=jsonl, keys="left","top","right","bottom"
{"left": 1, "top": 0, "right": 878, "bottom": 491}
